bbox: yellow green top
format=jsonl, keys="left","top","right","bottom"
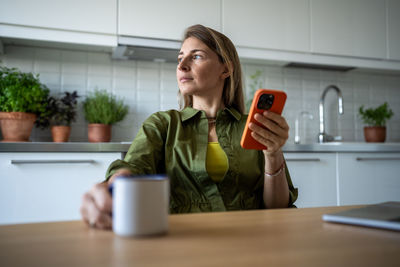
{"left": 206, "top": 142, "right": 228, "bottom": 183}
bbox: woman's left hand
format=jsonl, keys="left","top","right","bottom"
{"left": 248, "top": 111, "right": 289, "bottom": 156}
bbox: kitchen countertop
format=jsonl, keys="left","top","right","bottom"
{"left": 1, "top": 142, "right": 400, "bottom": 153}
{"left": 283, "top": 142, "right": 400, "bottom": 152}
{"left": 0, "top": 142, "right": 131, "bottom": 152}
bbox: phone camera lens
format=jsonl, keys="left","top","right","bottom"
{"left": 257, "top": 94, "right": 274, "bottom": 110}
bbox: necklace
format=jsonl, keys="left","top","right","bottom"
{"left": 207, "top": 117, "right": 216, "bottom": 124}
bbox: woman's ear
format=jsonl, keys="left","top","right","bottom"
{"left": 221, "top": 62, "right": 232, "bottom": 79}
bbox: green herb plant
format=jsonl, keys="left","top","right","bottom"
{"left": 83, "top": 89, "right": 128, "bottom": 125}
{"left": 47, "top": 91, "right": 79, "bottom": 126}
{"left": 245, "top": 70, "right": 264, "bottom": 112}
{"left": 0, "top": 66, "right": 50, "bottom": 128}
{"left": 358, "top": 102, "right": 394, "bottom": 126}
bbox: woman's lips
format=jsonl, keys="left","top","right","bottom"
{"left": 179, "top": 77, "right": 193, "bottom": 82}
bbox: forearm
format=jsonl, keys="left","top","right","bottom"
{"left": 263, "top": 150, "right": 289, "bottom": 209}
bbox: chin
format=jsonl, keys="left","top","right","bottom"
{"left": 179, "top": 86, "right": 197, "bottom": 96}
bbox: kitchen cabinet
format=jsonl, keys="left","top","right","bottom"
{"left": 310, "top": 0, "right": 386, "bottom": 59}
{"left": 118, "top": 0, "right": 221, "bottom": 40}
{"left": 285, "top": 151, "right": 400, "bottom": 208}
{"left": 0, "top": 152, "right": 121, "bottom": 225}
{"left": 285, "top": 153, "right": 337, "bottom": 208}
{"left": 387, "top": 0, "right": 400, "bottom": 60}
{"left": 0, "top": 0, "right": 117, "bottom": 46}
{"left": 337, "top": 153, "right": 400, "bottom": 205}
{"left": 222, "top": 0, "right": 310, "bottom": 53}
{"left": 223, "top": 0, "right": 400, "bottom": 71}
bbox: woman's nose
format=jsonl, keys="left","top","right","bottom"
{"left": 177, "top": 57, "right": 190, "bottom": 71}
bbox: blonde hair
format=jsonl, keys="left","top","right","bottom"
{"left": 178, "top": 24, "right": 245, "bottom": 114}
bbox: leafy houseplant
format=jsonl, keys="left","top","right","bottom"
{"left": 83, "top": 89, "right": 128, "bottom": 142}
{"left": 47, "top": 91, "right": 79, "bottom": 142}
{"left": 245, "top": 70, "right": 263, "bottom": 112}
{"left": 0, "top": 66, "right": 49, "bottom": 141}
{"left": 358, "top": 102, "right": 394, "bottom": 142}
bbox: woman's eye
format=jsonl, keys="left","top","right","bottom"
{"left": 177, "top": 54, "right": 201, "bottom": 63}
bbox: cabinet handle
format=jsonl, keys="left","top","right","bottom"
{"left": 356, "top": 157, "right": 400, "bottom": 161}
{"left": 285, "top": 158, "right": 321, "bottom": 162}
{"left": 11, "top": 160, "right": 96, "bottom": 164}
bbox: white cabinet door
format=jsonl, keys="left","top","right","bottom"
{"left": 285, "top": 153, "right": 337, "bottom": 208}
{"left": 337, "top": 153, "right": 400, "bottom": 205}
{"left": 0, "top": 0, "right": 116, "bottom": 34}
{"left": 311, "top": 0, "right": 386, "bottom": 59}
{"left": 0, "top": 0, "right": 117, "bottom": 46}
{"left": 223, "top": 0, "right": 310, "bottom": 52}
{"left": 0, "top": 152, "right": 121, "bottom": 225}
{"left": 387, "top": 0, "right": 400, "bottom": 60}
{"left": 118, "top": 0, "right": 221, "bottom": 40}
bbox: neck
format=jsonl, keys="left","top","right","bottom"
{"left": 192, "top": 97, "right": 224, "bottom": 118}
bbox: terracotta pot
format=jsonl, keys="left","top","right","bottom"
{"left": 364, "top": 126, "right": 386, "bottom": 142}
{"left": 0, "top": 112, "right": 37, "bottom": 142}
{"left": 51, "top": 125, "right": 71, "bottom": 142}
{"left": 88, "top": 123, "right": 112, "bottom": 142}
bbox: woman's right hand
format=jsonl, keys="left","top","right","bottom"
{"left": 80, "top": 169, "right": 131, "bottom": 229}
{"left": 80, "top": 182, "right": 112, "bottom": 229}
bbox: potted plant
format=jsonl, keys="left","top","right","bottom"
{"left": 358, "top": 102, "right": 394, "bottom": 142}
{"left": 0, "top": 66, "right": 49, "bottom": 142}
{"left": 83, "top": 89, "right": 128, "bottom": 142}
{"left": 47, "top": 91, "right": 79, "bottom": 142}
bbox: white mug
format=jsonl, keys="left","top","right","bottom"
{"left": 112, "top": 175, "right": 169, "bottom": 237}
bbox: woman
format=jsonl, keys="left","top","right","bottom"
{"left": 80, "top": 24, "right": 298, "bottom": 229}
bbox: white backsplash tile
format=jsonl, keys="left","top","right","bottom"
{"left": 1, "top": 45, "right": 399, "bottom": 143}
{"left": 62, "top": 73, "right": 87, "bottom": 96}
{"left": 39, "top": 72, "right": 61, "bottom": 92}
{"left": 88, "top": 75, "right": 113, "bottom": 92}
{"left": 113, "top": 61, "right": 136, "bottom": 79}
{"left": 61, "top": 50, "right": 87, "bottom": 73}
{"left": 34, "top": 51, "right": 61, "bottom": 73}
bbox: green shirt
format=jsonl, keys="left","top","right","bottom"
{"left": 106, "top": 106, "right": 298, "bottom": 214}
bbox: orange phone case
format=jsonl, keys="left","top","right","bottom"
{"left": 240, "top": 89, "right": 287, "bottom": 150}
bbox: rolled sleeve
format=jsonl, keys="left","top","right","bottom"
{"left": 105, "top": 113, "right": 167, "bottom": 181}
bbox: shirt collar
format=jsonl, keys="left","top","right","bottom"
{"left": 223, "top": 106, "right": 241, "bottom": 121}
{"left": 180, "top": 107, "right": 202, "bottom": 122}
{"left": 180, "top": 106, "right": 241, "bottom": 122}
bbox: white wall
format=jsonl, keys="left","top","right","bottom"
{"left": 1, "top": 44, "right": 399, "bottom": 143}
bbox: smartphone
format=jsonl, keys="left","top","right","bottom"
{"left": 240, "top": 89, "right": 287, "bottom": 150}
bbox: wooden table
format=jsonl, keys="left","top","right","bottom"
{"left": 1, "top": 206, "right": 399, "bottom": 267}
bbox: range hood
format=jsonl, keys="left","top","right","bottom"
{"left": 285, "top": 62, "right": 355, "bottom": 72}
{"left": 112, "top": 36, "right": 181, "bottom": 63}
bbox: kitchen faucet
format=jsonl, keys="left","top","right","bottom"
{"left": 318, "top": 85, "right": 343, "bottom": 143}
